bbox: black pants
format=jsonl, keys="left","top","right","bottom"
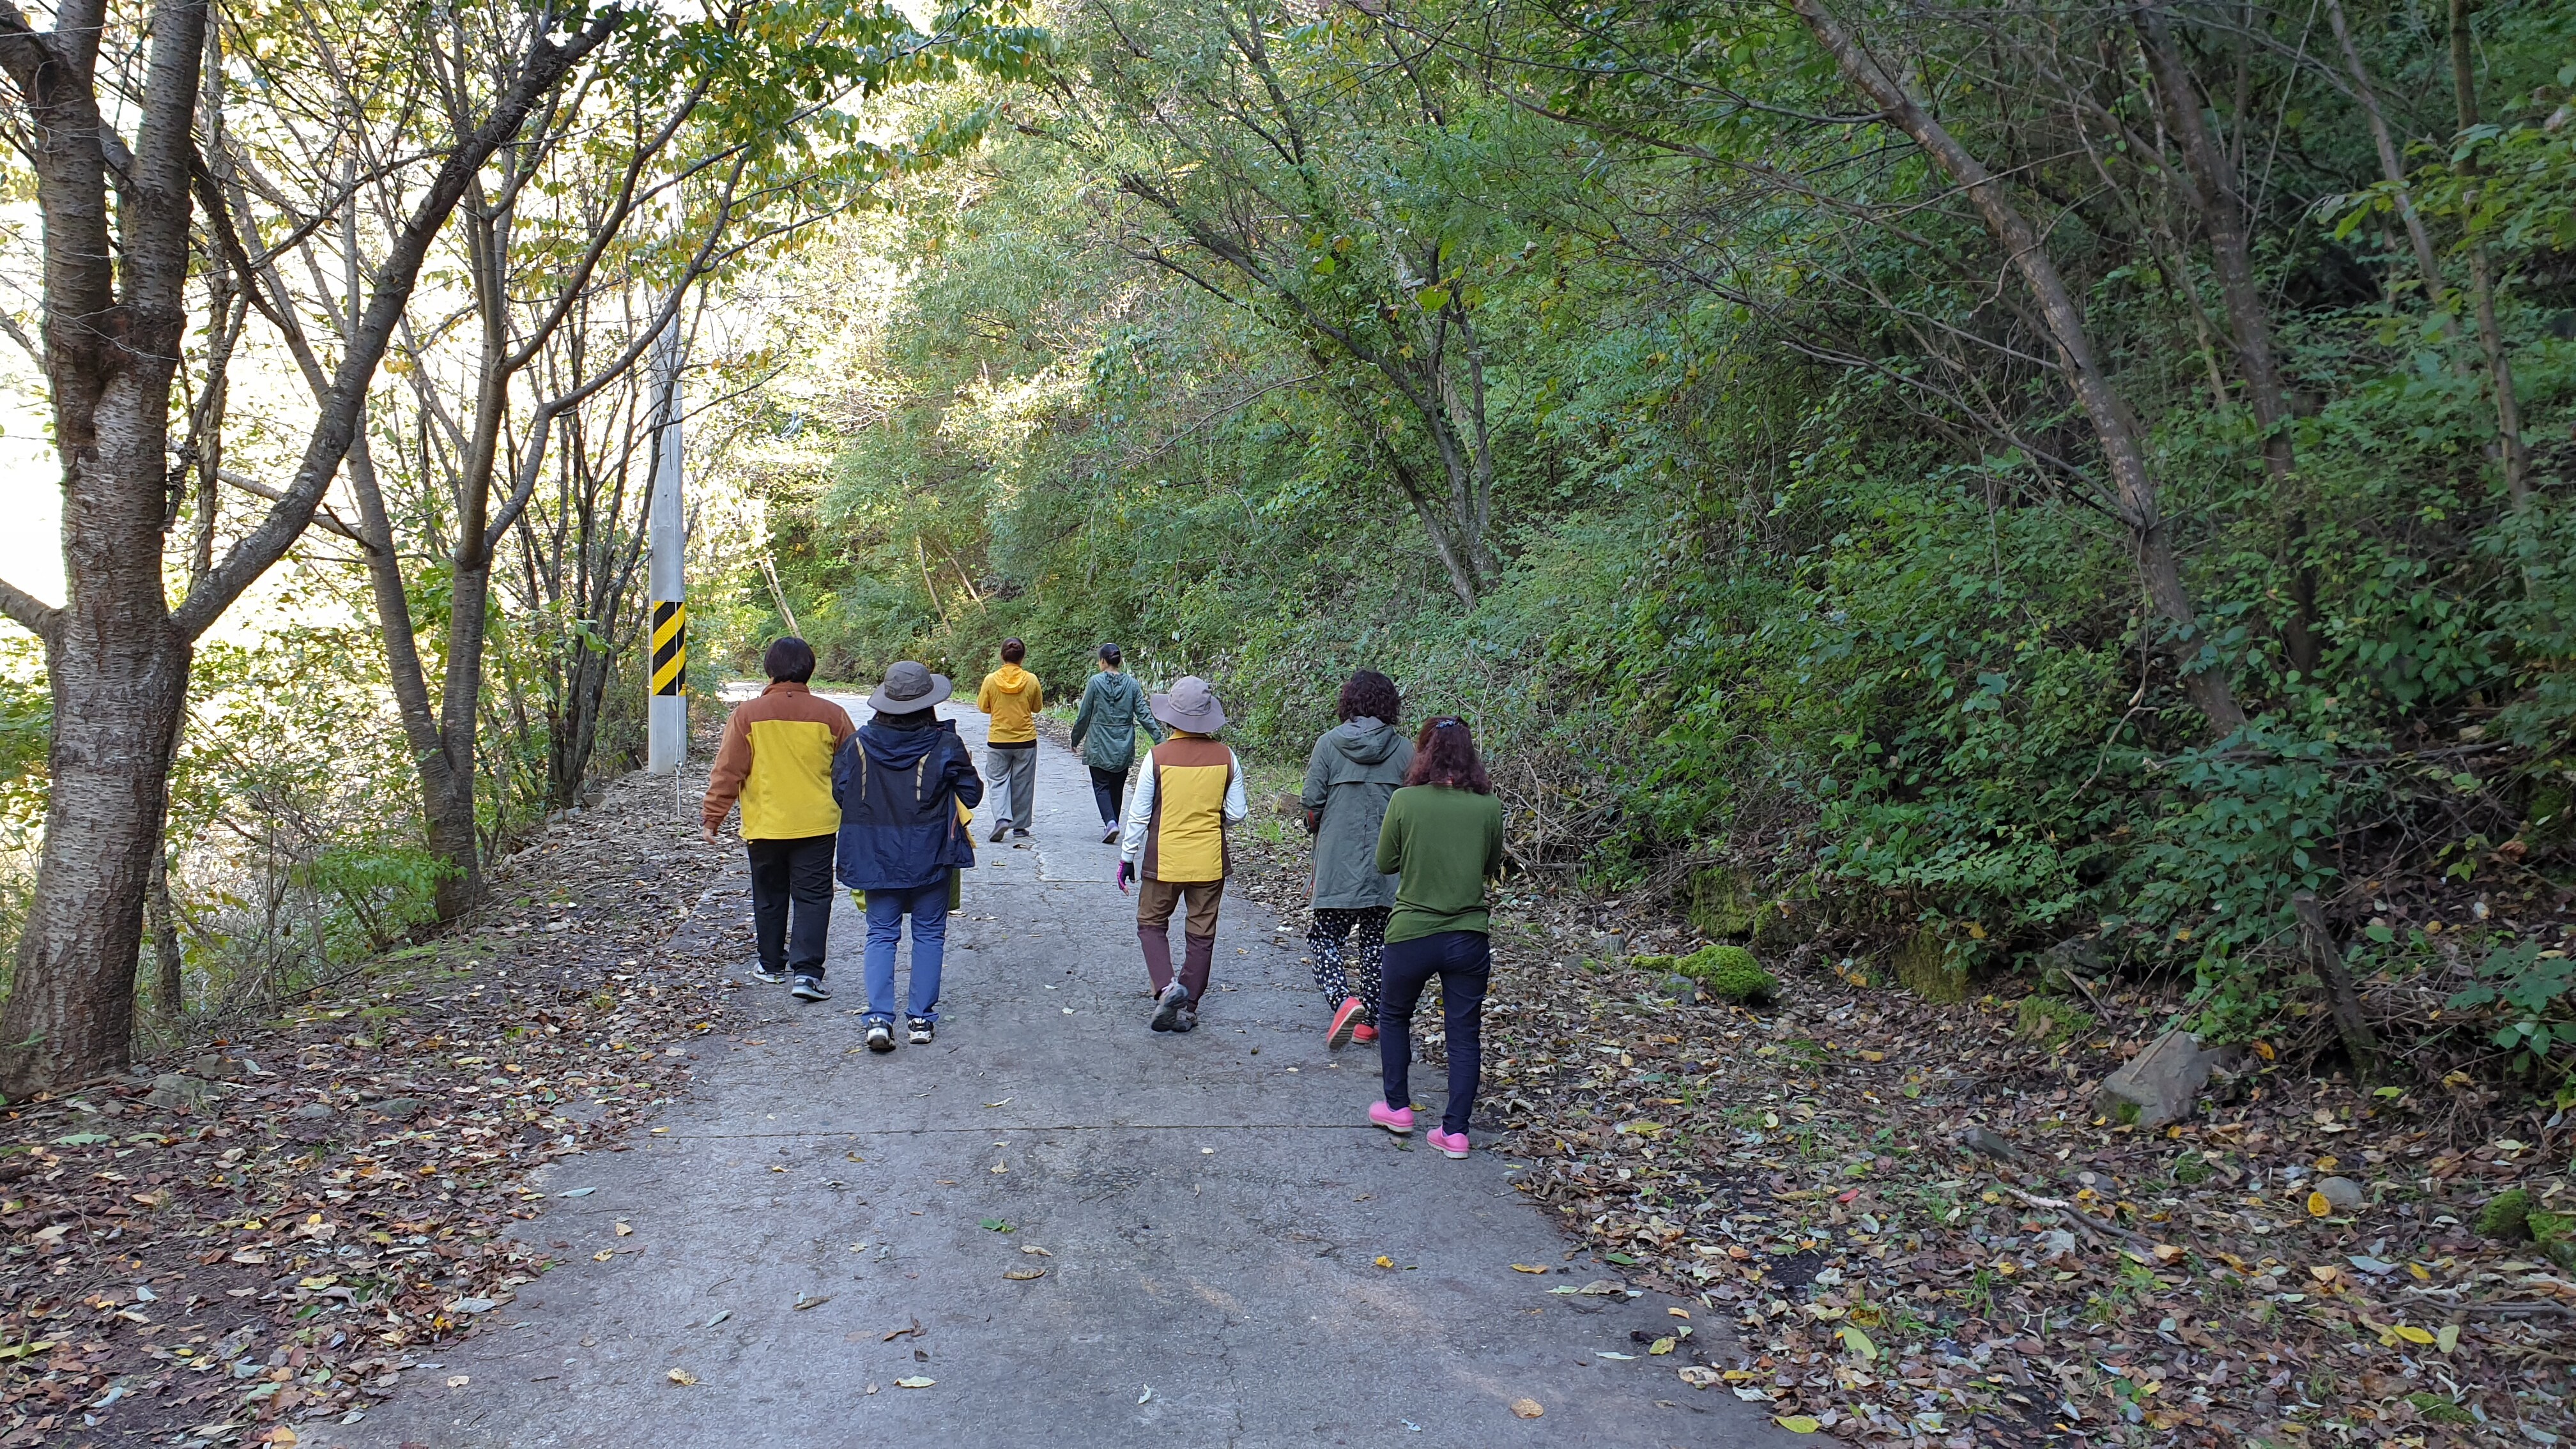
{"left": 1088, "top": 765, "right": 1129, "bottom": 827}
{"left": 1378, "top": 930, "right": 1490, "bottom": 1136}
{"left": 747, "top": 834, "right": 835, "bottom": 978}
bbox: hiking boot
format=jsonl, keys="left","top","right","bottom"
{"left": 864, "top": 1022, "right": 895, "bottom": 1053}
{"left": 907, "top": 1017, "right": 935, "bottom": 1046}
{"left": 1149, "top": 981, "right": 1189, "bottom": 1033}
{"left": 1351, "top": 1023, "right": 1378, "bottom": 1045}
{"left": 1427, "top": 1127, "right": 1471, "bottom": 1159}
{"left": 1172, "top": 1004, "right": 1197, "bottom": 1033}
{"left": 750, "top": 963, "right": 787, "bottom": 985}
{"left": 989, "top": 824, "right": 1008, "bottom": 843}
{"left": 791, "top": 976, "right": 831, "bottom": 1002}
{"left": 1326, "top": 996, "right": 1368, "bottom": 1049}
{"left": 1368, "top": 1100, "right": 1414, "bottom": 1135}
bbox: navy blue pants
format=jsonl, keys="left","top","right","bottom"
{"left": 1088, "top": 765, "right": 1128, "bottom": 828}
{"left": 1377, "top": 930, "right": 1490, "bottom": 1136}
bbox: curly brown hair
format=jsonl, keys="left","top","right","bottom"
{"left": 1336, "top": 669, "right": 1400, "bottom": 725}
{"left": 1404, "top": 716, "right": 1491, "bottom": 793}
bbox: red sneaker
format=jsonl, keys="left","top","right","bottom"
{"left": 1326, "top": 996, "right": 1367, "bottom": 1048}
{"left": 1350, "top": 1023, "right": 1377, "bottom": 1045}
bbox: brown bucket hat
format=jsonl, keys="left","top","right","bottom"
{"left": 866, "top": 659, "right": 953, "bottom": 714}
{"left": 1150, "top": 675, "right": 1227, "bottom": 733}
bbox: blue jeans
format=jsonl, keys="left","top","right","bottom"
{"left": 863, "top": 876, "right": 949, "bottom": 1024}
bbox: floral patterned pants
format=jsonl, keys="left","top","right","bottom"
{"left": 1307, "top": 907, "right": 1388, "bottom": 1021}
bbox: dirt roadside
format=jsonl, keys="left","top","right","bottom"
{"left": 0, "top": 750, "right": 745, "bottom": 1448}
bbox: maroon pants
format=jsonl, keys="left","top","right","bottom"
{"left": 1136, "top": 876, "right": 1223, "bottom": 1000}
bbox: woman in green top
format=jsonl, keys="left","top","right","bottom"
{"left": 1367, "top": 716, "right": 1505, "bottom": 1158}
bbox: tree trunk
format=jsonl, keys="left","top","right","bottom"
{"left": 0, "top": 4, "right": 620, "bottom": 1094}
{"left": 4, "top": 619, "right": 190, "bottom": 1092}
{"left": 2324, "top": 0, "right": 2443, "bottom": 293}
{"left": 2136, "top": 4, "right": 2316, "bottom": 677}
{"left": 146, "top": 844, "right": 184, "bottom": 1018}
{"left": 2448, "top": 0, "right": 2529, "bottom": 508}
{"left": 1793, "top": 0, "right": 2244, "bottom": 735}
{"left": 2294, "top": 891, "right": 2381, "bottom": 1081}
{"left": 1372, "top": 431, "right": 1487, "bottom": 606}
{"left": 343, "top": 430, "right": 481, "bottom": 921}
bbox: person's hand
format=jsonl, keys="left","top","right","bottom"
{"left": 702, "top": 824, "right": 719, "bottom": 848}
{"left": 1116, "top": 861, "right": 1133, "bottom": 894}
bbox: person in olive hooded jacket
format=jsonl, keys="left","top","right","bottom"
{"left": 1299, "top": 670, "right": 1413, "bottom": 1049}
{"left": 1067, "top": 642, "right": 1162, "bottom": 843}
{"left": 834, "top": 661, "right": 983, "bottom": 1054}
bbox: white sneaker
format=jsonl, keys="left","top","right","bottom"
{"left": 907, "top": 1017, "right": 935, "bottom": 1045}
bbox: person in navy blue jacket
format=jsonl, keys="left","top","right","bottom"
{"left": 834, "top": 661, "right": 983, "bottom": 1053}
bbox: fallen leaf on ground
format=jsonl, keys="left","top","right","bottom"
{"left": 1004, "top": 1267, "right": 1046, "bottom": 1280}
{"left": 895, "top": 1376, "right": 936, "bottom": 1389}
{"left": 1510, "top": 1263, "right": 1549, "bottom": 1273}
{"left": 1510, "top": 1399, "right": 1544, "bottom": 1419}
{"left": 667, "top": 1368, "right": 697, "bottom": 1386}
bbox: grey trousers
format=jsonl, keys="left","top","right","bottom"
{"left": 985, "top": 742, "right": 1036, "bottom": 831}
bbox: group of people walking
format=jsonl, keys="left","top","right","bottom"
{"left": 700, "top": 638, "right": 1501, "bottom": 1155}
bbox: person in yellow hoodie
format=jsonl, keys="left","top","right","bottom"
{"left": 975, "top": 638, "right": 1043, "bottom": 842}
{"left": 702, "top": 638, "right": 854, "bottom": 1000}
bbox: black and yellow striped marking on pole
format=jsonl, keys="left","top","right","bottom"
{"left": 651, "top": 601, "right": 687, "bottom": 697}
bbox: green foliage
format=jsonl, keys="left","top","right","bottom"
{"left": 2448, "top": 939, "right": 2576, "bottom": 1082}
{"left": 717, "top": 0, "right": 2576, "bottom": 1059}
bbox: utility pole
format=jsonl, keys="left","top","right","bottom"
{"left": 646, "top": 317, "right": 687, "bottom": 785}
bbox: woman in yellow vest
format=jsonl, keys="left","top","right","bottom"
{"left": 1116, "top": 677, "right": 1246, "bottom": 1033}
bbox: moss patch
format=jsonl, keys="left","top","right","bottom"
{"left": 2408, "top": 1393, "right": 2474, "bottom": 1425}
{"left": 1632, "top": 944, "right": 1779, "bottom": 1004}
{"left": 1892, "top": 930, "right": 1968, "bottom": 1003}
{"left": 2476, "top": 1187, "right": 2533, "bottom": 1241}
{"left": 2531, "top": 1208, "right": 2576, "bottom": 1271}
{"left": 2013, "top": 995, "right": 2095, "bottom": 1046}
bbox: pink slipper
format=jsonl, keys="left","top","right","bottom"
{"left": 1427, "top": 1128, "right": 1470, "bottom": 1159}
{"left": 1368, "top": 1100, "right": 1414, "bottom": 1135}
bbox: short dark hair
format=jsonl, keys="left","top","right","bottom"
{"left": 1337, "top": 669, "right": 1400, "bottom": 725}
{"left": 763, "top": 636, "right": 816, "bottom": 684}
{"left": 1098, "top": 642, "right": 1123, "bottom": 664}
{"left": 1000, "top": 638, "right": 1025, "bottom": 664}
{"left": 1404, "top": 716, "right": 1492, "bottom": 793}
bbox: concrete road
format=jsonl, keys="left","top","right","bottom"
{"left": 335, "top": 700, "right": 1782, "bottom": 1448}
